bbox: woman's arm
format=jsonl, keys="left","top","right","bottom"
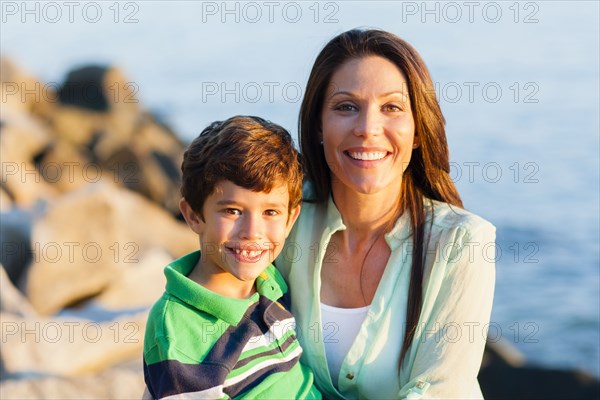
{"left": 399, "top": 220, "right": 496, "bottom": 399}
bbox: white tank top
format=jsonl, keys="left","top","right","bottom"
{"left": 320, "top": 302, "right": 370, "bottom": 388}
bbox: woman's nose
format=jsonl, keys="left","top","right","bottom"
{"left": 353, "top": 106, "right": 383, "bottom": 137}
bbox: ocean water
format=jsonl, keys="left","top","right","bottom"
{"left": 2, "top": 1, "right": 599, "bottom": 376}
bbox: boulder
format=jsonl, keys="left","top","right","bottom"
{"left": 0, "top": 310, "right": 147, "bottom": 377}
{"left": 0, "top": 58, "right": 57, "bottom": 119}
{"left": 53, "top": 65, "right": 140, "bottom": 147}
{"left": 2, "top": 263, "right": 147, "bottom": 378}
{"left": 0, "top": 108, "right": 58, "bottom": 207}
{"left": 0, "top": 365, "right": 144, "bottom": 400}
{"left": 94, "top": 248, "right": 172, "bottom": 311}
{"left": 25, "top": 183, "right": 196, "bottom": 314}
{"left": 0, "top": 264, "right": 36, "bottom": 318}
{"left": 479, "top": 339, "right": 600, "bottom": 399}
{"left": 33, "top": 140, "right": 93, "bottom": 194}
{"left": 0, "top": 185, "right": 14, "bottom": 213}
{"left": 50, "top": 105, "right": 107, "bottom": 148}
{"left": 58, "top": 65, "right": 139, "bottom": 114}
{"left": 100, "top": 115, "right": 184, "bottom": 216}
{"left": 0, "top": 210, "right": 34, "bottom": 287}
{"left": 50, "top": 66, "right": 184, "bottom": 214}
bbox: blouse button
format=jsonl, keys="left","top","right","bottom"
{"left": 416, "top": 380, "right": 425, "bottom": 389}
{"left": 346, "top": 373, "right": 354, "bottom": 380}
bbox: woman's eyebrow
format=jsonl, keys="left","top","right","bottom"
{"left": 327, "top": 90, "right": 409, "bottom": 99}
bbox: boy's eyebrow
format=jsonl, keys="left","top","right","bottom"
{"left": 215, "top": 199, "right": 288, "bottom": 209}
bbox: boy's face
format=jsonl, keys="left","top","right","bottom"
{"left": 181, "top": 180, "right": 300, "bottom": 291}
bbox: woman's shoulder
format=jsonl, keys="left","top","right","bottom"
{"left": 298, "top": 181, "right": 330, "bottom": 217}
{"left": 426, "top": 198, "right": 495, "bottom": 236}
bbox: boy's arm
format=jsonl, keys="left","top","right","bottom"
{"left": 144, "top": 341, "right": 230, "bottom": 400}
{"left": 141, "top": 386, "right": 152, "bottom": 400}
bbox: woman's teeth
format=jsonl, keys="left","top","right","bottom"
{"left": 348, "top": 151, "right": 387, "bottom": 161}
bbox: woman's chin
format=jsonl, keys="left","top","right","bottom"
{"left": 333, "top": 177, "right": 401, "bottom": 197}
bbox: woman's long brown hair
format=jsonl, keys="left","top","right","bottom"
{"left": 299, "top": 29, "right": 463, "bottom": 367}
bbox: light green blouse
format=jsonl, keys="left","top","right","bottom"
{"left": 276, "top": 187, "right": 496, "bottom": 399}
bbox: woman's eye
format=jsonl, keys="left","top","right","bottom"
{"left": 383, "top": 104, "right": 402, "bottom": 112}
{"left": 334, "top": 103, "right": 357, "bottom": 112}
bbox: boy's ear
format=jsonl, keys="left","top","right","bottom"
{"left": 285, "top": 205, "right": 302, "bottom": 238}
{"left": 179, "top": 198, "right": 204, "bottom": 234}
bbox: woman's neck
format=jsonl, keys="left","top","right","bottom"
{"left": 331, "top": 183, "right": 401, "bottom": 241}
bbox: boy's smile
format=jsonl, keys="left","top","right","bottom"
{"left": 180, "top": 179, "right": 300, "bottom": 299}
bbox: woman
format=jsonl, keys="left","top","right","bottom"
{"left": 276, "top": 29, "right": 496, "bottom": 399}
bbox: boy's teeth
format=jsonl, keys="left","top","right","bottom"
{"left": 234, "top": 249, "right": 261, "bottom": 258}
{"left": 349, "top": 151, "right": 386, "bottom": 161}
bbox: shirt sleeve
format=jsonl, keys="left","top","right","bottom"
{"left": 398, "top": 220, "right": 496, "bottom": 399}
{"left": 144, "top": 339, "right": 230, "bottom": 400}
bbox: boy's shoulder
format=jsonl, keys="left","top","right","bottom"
{"left": 261, "top": 264, "right": 288, "bottom": 293}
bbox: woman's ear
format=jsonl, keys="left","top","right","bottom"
{"left": 412, "top": 135, "right": 420, "bottom": 149}
{"left": 179, "top": 198, "right": 204, "bottom": 234}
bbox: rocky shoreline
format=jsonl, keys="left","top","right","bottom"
{"left": 1, "top": 59, "right": 598, "bottom": 399}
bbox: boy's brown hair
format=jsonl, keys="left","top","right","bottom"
{"left": 181, "top": 115, "right": 303, "bottom": 217}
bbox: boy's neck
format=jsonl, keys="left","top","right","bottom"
{"left": 187, "top": 261, "right": 257, "bottom": 300}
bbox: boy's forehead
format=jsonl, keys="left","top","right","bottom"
{"left": 212, "top": 179, "right": 290, "bottom": 202}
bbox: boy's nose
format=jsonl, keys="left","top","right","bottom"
{"left": 238, "top": 216, "right": 264, "bottom": 240}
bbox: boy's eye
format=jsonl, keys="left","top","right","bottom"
{"left": 224, "top": 208, "right": 241, "bottom": 215}
{"left": 264, "top": 210, "right": 280, "bottom": 216}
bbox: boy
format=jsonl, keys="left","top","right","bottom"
{"left": 143, "top": 116, "right": 320, "bottom": 399}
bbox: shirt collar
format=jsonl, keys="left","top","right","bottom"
{"left": 164, "top": 250, "right": 283, "bottom": 326}
{"left": 323, "top": 191, "right": 412, "bottom": 249}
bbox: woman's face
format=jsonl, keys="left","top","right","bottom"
{"left": 321, "top": 55, "right": 417, "bottom": 198}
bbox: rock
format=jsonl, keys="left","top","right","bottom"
{"left": 33, "top": 140, "right": 93, "bottom": 194}
{"left": 54, "top": 65, "right": 140, "bottom": 147}
{"left": 2, "top": 264, "right": 147, "bottom": 379}
{"left": 0, "top": 309, "right": 147, "bottom": 377}
{"left": 0, "top": 360, "right": 144, "bottom": 399}
{"left": 0, "top": 264, "right": 36, "bottom": 318}
{"left": 58, "top": 65, "right": 139, "bottom": 114}
{"left": 25, "top": 183, "right": 197, "bottom": 314}
{"left": 0, "top": 57, "right": 57, "bottom": 119}
{"left": 94, "top": 248, "right": 172, "bottom": 311}
{"left": 50, "top": 105, "right": 107, "bottom": 148}
{"left": 100, "top": 115, "right": 184, "bottom": 216}
{"left": 0, "top": 185, "right": 14, "bottom": 212}
{"left": 50, "top": 66, "right": 184, "bottom": 214}
{"left": 0, "top": 209, "right": 34, "bottom": 287}
{"left": 479, "top": 339, "right": 600, "bottom": 399}
{"left": 0, "top": 108, "right": 58, "bottom": 207}
{"left": 0, "top": 366, "right": 144, "bottom": 400}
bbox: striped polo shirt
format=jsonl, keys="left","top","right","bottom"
{"left": 143, "top": 251, "right": 321, "bottom": 399}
